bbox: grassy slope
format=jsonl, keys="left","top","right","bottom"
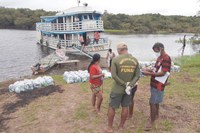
{"left": 0, "top": 54, "right": 200, "bottom": 133}
{"left": 53, "top": 54, "right": 200, "bottom": 133}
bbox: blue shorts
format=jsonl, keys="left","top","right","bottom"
{"left": 149, "top": 86, "right": 164, "bottom": 104}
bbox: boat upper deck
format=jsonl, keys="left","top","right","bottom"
{"left": 36, "top": 20, "right": 104, "bottom": 33}
{"left": 36, "top": 6, "right": 104, "bottom": 33}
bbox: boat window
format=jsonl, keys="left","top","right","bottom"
{"left": 58, "top": 17, "right": 63, "bottom": 23}
{"left": 89, "top": 15, "right": 93, "bottom": 20}
{"left": 83, "top": 15, "right": 88, "bottom": 20}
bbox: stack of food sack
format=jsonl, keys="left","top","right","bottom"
{"left": 63, "top": 70, "right": 112, "bottom": 83}
{"left": 9, "top": 76, "right": 54, "bottom": 93}
{"left": 170, "top": 65, "right": 180, "bottom": 72}
{"left": 63, "top": 70, "right": 89, "bottom": 83}
{"left": 102, "top": 70, "right": 112, "bottom": 78}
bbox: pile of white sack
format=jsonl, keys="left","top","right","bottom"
{"left": 63, "top": 70, "right": 112, "bottom": 83}
{"left": 63, "top": 70, "right": 89, "bottom": 83}
{"left": 63, "top": 62, "right": 180, "bottom": 84}
{"left": 9, "top": 76, "right": 54, "bottom": 93}
{"left": 102, "top": 70, "right": 112, "bottom": 78}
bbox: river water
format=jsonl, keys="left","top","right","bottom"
{"left": 0, "top": 29, "right": 198, "bottom": 82}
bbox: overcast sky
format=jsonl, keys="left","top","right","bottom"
{"left": 0, "top": 0, "right": 199, "bottom": 16}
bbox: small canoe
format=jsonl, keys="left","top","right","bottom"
{"left": 31, "top": 52, "right": 60, "bottom": 74}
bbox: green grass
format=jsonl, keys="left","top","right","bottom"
{"left": 52, "top": 75, "right": 67, "bottom": 86}
{"left": 161, "top": 120, "right": 173, "bottom": 131}
{"left": 196, "top": 128, "right": 200, "bottom": 133}
{"left": 167, "top": 54, "right": 200, "bottom": 103}
{"left": 175, "top": 54, "right": 200, "bottom": 68}
{"left": 79, "top": 82, "right": 89, "bottom": 93}
{"left": 91, "top": 116, "right": 102, "bottom": 124}
{"left": 19, "top": 103, "right": 40, "bottom": 127}
{"left": 1, "top": 54, "right": 200, "bottom": 132}
{"left": 73, "top": 102, "right": 89, "bottom": 120}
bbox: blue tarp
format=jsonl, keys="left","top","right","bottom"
{"left": 43, "top": 17, "right": 59, "bottom": 22}
{"left": 41, "top": 29, "right": 103, "bottom": 35}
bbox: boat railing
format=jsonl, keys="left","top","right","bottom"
{"left": 42, "top": 36, "right": 110, "bottom": 49}
{"left": 36, "top": 20, "right": 104, "bottom": 32}
{"left": 59, "top": 40, "right": 80, "bottom": 48}
{"left": 36, "top": 22, "right": 52, "bottom": 31}
{"left": 42, "top": 37, "right": 59, "bottom": 48}
{"left": 42, "top": 36, "right": 80, "bottom": 48}
{"left": 89, "top": 37, "right": 109, "bottom": 45}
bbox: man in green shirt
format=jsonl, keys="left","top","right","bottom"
{"left": 105, "top": 42, "right": 140, "bottom": 133}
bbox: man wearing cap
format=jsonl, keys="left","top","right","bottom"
{"left": 142, "top": 42, "right": 171, "bottom": 131}
{"left": 105, "top": 42, "right": 140, "bottom": 132}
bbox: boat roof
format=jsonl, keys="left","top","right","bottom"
{"left": 41, "top": 6, "right": 101, "bottom": 19}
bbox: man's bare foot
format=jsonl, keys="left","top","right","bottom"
{"left": 104, "top": 127, "right": 114, "bottom": 133}
{"left": 118, "top": 126, "right": 124, "bottom": 132}
{"left": 127, "top": 114, "right": 133, "bottom": 119}
{"left": 94, "top": 107, "right": 100, "bottom": 114}
{"left": 144, "top": 119, "right": 153, "bottom": 131}
{"left": 92, "top": 106, "right": 96, "bottom": 112}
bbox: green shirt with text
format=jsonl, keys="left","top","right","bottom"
{"left": 111, "top": 54, "right": 140, "bottom": 94}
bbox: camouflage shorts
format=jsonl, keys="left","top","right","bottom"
{"left": 90, "top": 84, "right": 102, "bottom": 94}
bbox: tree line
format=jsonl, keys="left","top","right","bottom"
{"left": 102, "top": 12, "right": 200, "bottom": 34}
{"left": 0, "top": 7, "right": 55, "bottom": 30}
{"left": 0, "top": 7, "right": 200, "bottom": 34}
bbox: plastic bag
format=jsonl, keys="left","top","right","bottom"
{"left": 8, "top": 76, "right": 54, "bottom": 93}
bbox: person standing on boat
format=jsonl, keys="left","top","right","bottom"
{"left": 141, "top": 42, "right": 171, "bottom": 131}
{"left": 86, "top": 36, "right": 91, "bottom": 46}
{"left": 79, "top": 35, "right": 85, "bottom": 51}
{"left": 106, "top": 49, "right": 115, "bottom": 71}
{"left": 106, "top": 43, "right": 140, "bottom": 132}
{"left": 93, "top": 31, "right": 100, "bottom": 44}
{"left": 88, "top": 53, "right": 105, "bottom": 113}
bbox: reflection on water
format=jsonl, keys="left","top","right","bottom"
{"left": 0, "top": 30, "right": 198, "bottom": 82}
